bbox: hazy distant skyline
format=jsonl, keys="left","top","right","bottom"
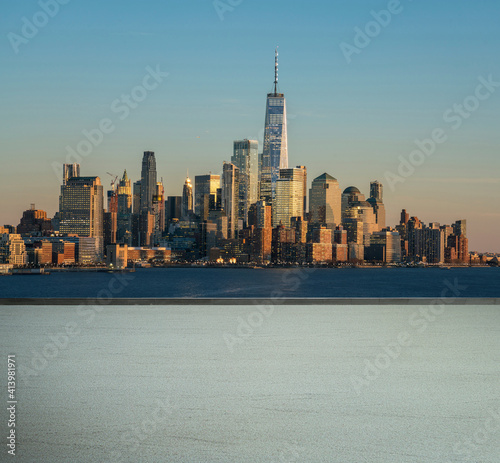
{"left": 1, "top": 0, "right": 499, "bottom": 252}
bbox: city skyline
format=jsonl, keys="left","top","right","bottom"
{"left": 0, "top": 70, "right": 495, "bottom": 253}
{"left": 1, "top": 0, "right": 499, "bottom": 252}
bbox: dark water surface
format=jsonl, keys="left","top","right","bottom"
{"left": 0, "top": 267, "right": 499, "bottom": 298}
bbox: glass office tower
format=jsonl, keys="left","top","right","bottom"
{"left": 232, "top": 139, "right": 259, "bottom": 226}
{"left": 260, "top": 48, "right": 288, "bottom": 206}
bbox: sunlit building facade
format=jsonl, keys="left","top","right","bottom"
{"left": 309, "top": 173, "right": 342, "bottom": 228}
{"left": 273, "top": 167, "right": 306, "bottom": 228}
{"left": 59, "top": 176, "right": 104, "bottom": 239}
{"left": 232, "top": 140, "right": 259, "bottom": 225}
{"left": 182, "top": 176, "right": 193, "bottom": 220}
{"left": 63, "top": 163, "right": 80, "bottom": 185}
{"left": 260, "top": 48, "right": 288, "bottom": 206}
{"left": 195, "top": 174, "right": 220, "bottom": 221}
{"left": 222, "top": 162, "right": 240, "bottom": 239}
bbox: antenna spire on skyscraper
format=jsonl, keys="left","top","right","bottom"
{"left": 274, "top": 46, "right": 279, "bottom": 94}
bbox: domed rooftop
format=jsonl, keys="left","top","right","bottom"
{"left": 343, "top": 186, "right": 361, "bottom": 195}
{"left": 351, "top": 200, "right": 372, "bottom": 208}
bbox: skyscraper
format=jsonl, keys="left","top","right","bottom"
{"left": 63, "top": 163, "right": 80, "bottom": 185}
{"left": 309, "top": 173, "right": 342, "bottom": 228}
{"left": 59, "top": 176, "right": 104, "bottom": 239}
{"left": 452, "top": 219, "right": 467, "bottom": 237}
{"left": 232, "top": 139, "right": 259, "bottom": 226}
{"left": 182, "top": 175, "right": 193, "bottom": 220}
{"left": 343, "top": 194, "right": 378, "bottom": 247}
{"left": 152, "top": 181, "right": 165, "bottom": 243}
{"left": 117, "top": 170, "right": 132, "bottom": 213}
{"left": 194, "top": 174, "right": 220, "bottom": 221}
{"left": 296, "top": 165, "right": 307, "bottom": 218}
{"left": 166, "top": 196, "right": 182, "bottom": 228}
{"left": 260, "top": 48, "right": 288, "bottom": 206}
{"left": 370, "top": 180, "right": 383, "bottom": 201}
{"left": 116, "top": 170, "right": 133, "bottom": 244}
{"left": 222, "top": 162, "right": 240, "bottom": 239}
{"left": 367, "top": 180, "right": 386, "bottom": 230}
{"left": 273, "top": 167, "right": 306, "bottom": 228}
{"left": 139, "top": 151, "right": 157, "bottom": 214}
{"left": 139, "top": 151, "right": 157, "bottom": 246}
{"left": 341, "top": 186, "right": 365, "bottom": 221}
{"left": 400, "top": 209, "right": 409, "bottom": 226}
{"left": 132, "top": 181, "right": 141, "bottom": 214}
{"left": 250, "top": 200, "right": 272, "bottom": 263}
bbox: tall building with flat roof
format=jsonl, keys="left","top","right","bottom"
{"left": 195, "top": 174, "right": 220, "bottom": 221}
{"left": 166, "top": 196, "right": 182, "bottom": 228}
{"left": 59, "top": 176, "right": 104, "bottom": 239}
{"left": 273, "top": 167, "right": 306, "bottom": 228}
{"left": 232, "top": 140, "right": 258, "bottom": 225}
{"left": 222, "top": 162, "right": 240, "bottom": 239}
{"left": 132, "top": 181, "right": 141, "bottom": 215}
{"left": 152, "top": 181, "right": 165, "bottom": 243}
{"left": 452, "top": 219, "right": 467, "bottom": 237}
{"left": 408, "top": 225, "right": 445, "bottom": 263}
{"left": 260, "top": 48, "right": 288, "bottom": 206}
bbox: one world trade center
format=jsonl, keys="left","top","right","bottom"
{"left": 260, "top": 48, "right": 288, "bottom": 207}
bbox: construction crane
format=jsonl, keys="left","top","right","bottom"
{"left": 106, "top": 172, "right": 120, "bottom": 213}
{"left": 106, "top": 172, "right": 119, "bottom": 191}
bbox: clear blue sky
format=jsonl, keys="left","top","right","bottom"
{"left": 1, "top": 0, "right": 499, "bottom": 252}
